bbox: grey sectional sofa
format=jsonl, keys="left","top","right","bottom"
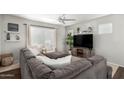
{"left": 20, "top": 48, "right": 112, "bottom": 79}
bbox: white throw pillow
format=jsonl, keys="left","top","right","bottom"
{"left": 36, "top": 55, "right": 72, "bottom": 68}
{"left": 29, "top": 48, "right": 40, "bottom": 56}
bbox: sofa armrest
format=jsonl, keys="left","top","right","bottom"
{"left": 87, "top": 55, "right": 106, "bottom": 65}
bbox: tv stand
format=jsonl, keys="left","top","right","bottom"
{"left": 71, "top": 47, "right": 94, "bottom": 58}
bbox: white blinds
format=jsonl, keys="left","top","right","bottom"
{"left": 30, "top": 26, "right": 56, "bottom": 52}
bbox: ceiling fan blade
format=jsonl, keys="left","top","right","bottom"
{"left": 62, "top": 20, "right": 65, "bottom": 24}
{"left": 58, "top": 14, "right": 76, "bottom": 24}
{"left": 62, "top": 14, "right": 65, "bottom": 17}
{"left": 63, "top": 19, "right": 76, "bottom": 21}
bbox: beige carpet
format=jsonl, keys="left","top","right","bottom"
{"left": 107, "top": 62, "right": 119, "bottom": 78}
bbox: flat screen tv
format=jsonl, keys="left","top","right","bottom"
{"left": 73, "top": 34, "right": 93, "bottom": 49}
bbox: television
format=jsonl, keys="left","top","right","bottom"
{"left": 73, "top": 34, "right": 93, "bottom": 49}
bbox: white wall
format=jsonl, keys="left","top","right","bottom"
{"left": 0, "top": 14, "right": 66, "bottom": 61}
{"left": 0, "top": 15, "right": 2, "bottom": 54}
{"left": 66, "top": 15, "right": 124, "bottom": 66}
{"left": 56, "top": 26, "right": 66, "bottom": 51}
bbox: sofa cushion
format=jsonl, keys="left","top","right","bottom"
{"left": 50, "top": 59, "right": 92, "bottom": 79}
{"left": 23, "top": 50, "right": 36, "bottom": 59}
{"left": 87, "top": 55, "right": 106, "bottom": 65}
{"left": 44, "top": 52, "right": 69, "bottom": 59}
{"left": 21, "top": 48, "right": 29, "bottom": 52}
{"left": 27, "top": 58, "right": 52, "bottom": 79}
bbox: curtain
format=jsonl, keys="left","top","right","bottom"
{"left": 25, "top": 24, "right": 31, "bottom": 48}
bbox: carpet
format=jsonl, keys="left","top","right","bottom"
{"left": 113, "top": 67, "right": 124, "bottom": 79}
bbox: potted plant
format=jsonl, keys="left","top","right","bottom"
{"left": 66, "top": 32, "right": 73, "bottom": 53}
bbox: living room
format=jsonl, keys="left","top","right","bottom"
{"left": 1, "top": 0, "right": 124, "bottom": 92}
{"left": 0, "top": 14, "right": 124, "bottom": 79}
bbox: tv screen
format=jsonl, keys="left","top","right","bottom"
{"left": 73, "top": 34, "right": 93, "bottom": 49}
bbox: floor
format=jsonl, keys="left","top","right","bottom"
{"left": 107, "top": 62, "right": 119, "bottom": 78}
{"left": 107, "top": 62, "right": 124, "bottom": 79}
{"left": 113, "top": 67, "right": 124, "bottom": 79}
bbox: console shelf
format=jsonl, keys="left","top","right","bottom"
{"left": 71, "top": 47, "right": 94, "bottom": 58}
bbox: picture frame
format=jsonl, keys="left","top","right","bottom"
{"left": 6, "top": 32, "right": 20, "bottom": 42}
{"left": 7, "top": 23, "right": 19, "bottom": 33}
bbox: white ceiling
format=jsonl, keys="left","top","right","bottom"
{"left": 14, "top": 14, "right": 107, "bottom": 26}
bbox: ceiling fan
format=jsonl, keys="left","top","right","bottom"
{"left": 58, "top": 14, "right": 76, "bottom": 24}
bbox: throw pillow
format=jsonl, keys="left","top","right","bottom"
{"left": 29, "top": 48, "right": 41, "bottom": 56}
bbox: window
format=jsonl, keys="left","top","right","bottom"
{"left": 30, "top": 26, "right": 56, "bottom": 52}
{"left": 98, "top": 23, "right": 112, "bottom": 34}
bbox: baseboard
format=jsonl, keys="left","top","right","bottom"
{"left": 107, "top": 61, "right": 124, "bottom": 68}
